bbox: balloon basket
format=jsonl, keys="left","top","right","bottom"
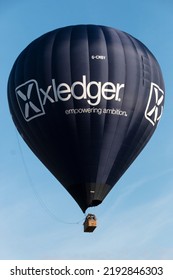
{"left": 83, "top": 214, "right": 97, "bottom": 233}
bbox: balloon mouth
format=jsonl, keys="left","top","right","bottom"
{"left": 90, "top": 199, "right": 102, "bottom": 207}
{"left": 82, "top": 199, "right": 102, "bottom": 213}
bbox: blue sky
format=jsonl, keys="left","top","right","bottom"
{"left": 0, "top": 0, "right": 173, "bottom": 260}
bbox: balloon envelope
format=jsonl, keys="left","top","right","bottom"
{"left": 8, "top": 25, "right": 165, "bottom": 212}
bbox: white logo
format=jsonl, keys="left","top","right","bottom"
{"left": 145, "top": 82, "right": 164, "bottom": 126}
{"left": 15, "top": 80, "right": 45, "bottom": 121}
{"left": 91, "top": 55, "right": 106, "bottom": 60}
{"left": 15, "top": 76, "right": 125, "bottom": 122}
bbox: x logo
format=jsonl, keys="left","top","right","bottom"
{"left": 15, "top": 80, "right": 45, "bottom": 121}
{"left": 145, "top": 83, "right": 164, "bottom": 126}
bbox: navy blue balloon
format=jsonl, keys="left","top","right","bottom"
{"left": 8, "top": 25, "right": 165, "bottom": 212}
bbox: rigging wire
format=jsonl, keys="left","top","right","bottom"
{"left": 15, "top": 130, "right": 85, "bottom": 225}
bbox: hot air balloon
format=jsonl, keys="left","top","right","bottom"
{"left": 8, "top": 25, "right": 165, "bottom": 231}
